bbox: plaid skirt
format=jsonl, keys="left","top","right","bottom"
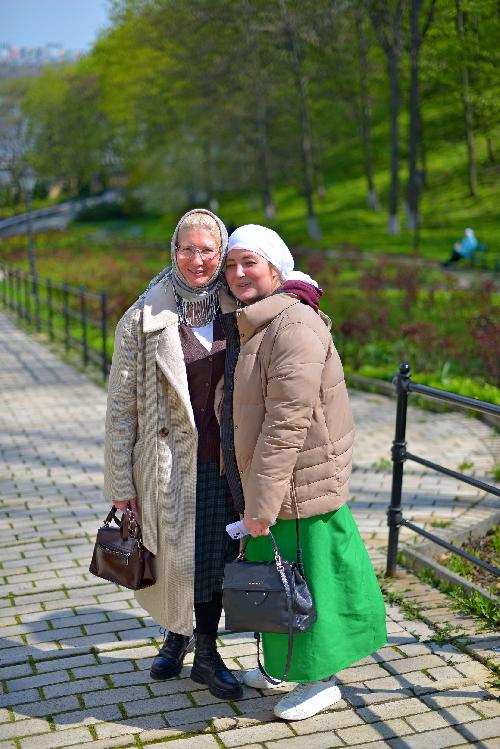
{"left": 194, "top": 462, "right": 239, "bottom": 603}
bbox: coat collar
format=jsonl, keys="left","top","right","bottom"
{"left": 143, "top": 279, "right": 177, "bottom": 333}
{"left": 143, "top": 278, "right": 237, "bottom": 333}
{"left": 235, "top": 294, "right": 300, "bottom": 340}
{"left": 235, "top": 293, "right": 333, "bottom": 340}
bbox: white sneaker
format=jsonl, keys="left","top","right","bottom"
{"left": 273, "top": 681, "right": 341, "bottom": 721}
{"left": 242, "top": 668, "right": 286, "bottom": 690}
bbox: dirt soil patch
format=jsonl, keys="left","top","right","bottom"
{"left": 438, "top": 527, "right": 500, "bottom": 594}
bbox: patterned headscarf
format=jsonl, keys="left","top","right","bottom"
{"left": 140, "top": 208, "right": 228, "bottom": 326}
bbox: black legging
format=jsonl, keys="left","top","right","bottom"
{"left": 194, "top": 591, "right": 223, "bottom": 635}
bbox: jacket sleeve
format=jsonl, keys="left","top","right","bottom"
{"left": 244, "top": 320, "right": 327, "bottom": 524}
{"left": 103, "top": 308, "right": 140, "bottom": 502}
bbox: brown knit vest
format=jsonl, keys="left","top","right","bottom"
{"left": 178, "top": 316, "right": 226, "bottom": 464}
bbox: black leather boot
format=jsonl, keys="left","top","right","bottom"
{"left": 190, "top": 632, "right": 243, "bottom": 699}
{"left": 150, "top": 631, "right": 195, "bottom": 680}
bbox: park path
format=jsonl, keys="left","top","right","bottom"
{"left": 0, "top": 310, "right": 499, "bottom": 749}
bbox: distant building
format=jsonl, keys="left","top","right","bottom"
{"left": 0, "top": 43, "right": 84, "bottom": 66}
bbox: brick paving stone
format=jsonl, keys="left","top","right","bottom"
{"left": 124, "top": 693, "right": 192, "bottom": 718}
{"left": 342, "top": 683, "right": 413, "bottom": 707}
{"left": 52, "top": 704, "right": 123, "bottom": 729}
{"left": 6, "top": 670, "right": 70, "bottom": 693}
{"left": 456, "top": 717, "right": 500, "bottom": 742}
{"left": 36, "top": 653, "right": 97, "bottom": 673}
{"left": 19, "top": 726, "right": 94, "bottom": 749}
{"left": 262, "top": 734, "right": 344, "bottom": 748}
{"left": 150, "top": 736, "right": 219, "bottom": 749}
{"left": 289, "top": 707, "right": 363, "bottom": 733}
{"left": 0, "top": 689, "right": 39, "bottom": 709}
{"left": 406, "top": 710, "right": 450, "bottom": 732}
{"left": 356, "top": 697, "right": 431, "bottom": 723}
{"left": 94, "top": 714, "right": 168, "bottom": 738}
{"left": 52, "top": 739, "right": 135, "bottom": 749}
{"left": 337, "top": 718, "right": 414, "bottom": 744}
{"left": 0, "top": 718, "right": 52, "bottom": 740}
{"left": 337, "top": 664, "right": 389, "bottom": 682}
{"left": 336, "top": 744, "right": 389, "bottom": 749}
{"left": 12, "top": 695, "right": 81, "bottom": 719}
{"left": 219, "top": 722, "right": 293, "bottom": 747}
{"left": 421, "top": 686, "right": 491, "bottom": 709}
{"left": 164, "top": 702, "right": 237, "bottom": 728}
{"left": 469, "top": 699, "right": 500, "bottom": 718}
{"left": 385, "top": 654, "right": 446, "bottom": 675}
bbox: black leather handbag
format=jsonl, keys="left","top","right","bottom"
{"left": 223, "top": 517, "right": 317, "bottom": 683}
{"left": 89, "top": 506, "right": 156, "bottom": 590}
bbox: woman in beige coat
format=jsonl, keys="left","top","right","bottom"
{"left": 104, "top": 209, "right": 242, "bottom": 700}
{"left": 220, "top": 224, "right": 387, "bottom": 721}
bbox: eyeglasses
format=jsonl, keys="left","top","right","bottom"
{"left": 176, "top": 245, "right": 220, "bottom": 261}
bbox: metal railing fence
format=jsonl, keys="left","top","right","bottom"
{"left": 0, "top": 262, "right": 109, "bottom": 381}
{"left": 386, "top": 362, "right": 500, "bottom": 578}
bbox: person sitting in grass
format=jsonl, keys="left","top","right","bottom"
{"left": 442, "top": 228, "right": 483, "bottom": 267}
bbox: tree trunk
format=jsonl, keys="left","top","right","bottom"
{"left": 485, "top": 134, "right": 496, "bottom": 163}
{"left": 387, "top": 49, "right": 400, "bottom": 234}
{"left": 355, "top": 11, "right": 379, "bottom": 211}
{"left": 367, "top": 1, "right": 403, "bottom": 235}
{"left": 255, "top": 92, "right": 275, "bottom": 217}
{"left": 278, "top": 0, "right": 320, "bottom": 238}
{"left": 244, "top": 0, "right": 276, "bottom": 217}
{"left": 456, "top": 0, "right": 478, "bottom": 197}
{"left": 406, "top": 0, "right": 422, "bottom": 233}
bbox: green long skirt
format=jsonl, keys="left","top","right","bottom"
{"left": 245, "top": 504, "right": 387, "bottom": 682}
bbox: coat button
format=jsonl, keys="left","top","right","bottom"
{"left": 159, "top": 427, "right": 169, "bottom": 437}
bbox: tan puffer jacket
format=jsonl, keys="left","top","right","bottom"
{"left": 230, "top": 293, "right": 354, "bottom": 525}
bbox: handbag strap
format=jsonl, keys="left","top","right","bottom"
{"left": 105, "top": 505, "right": 142, "bottom": 542}
{"left": 247, "top": 478, "right": 304, "bottom": 684}
{"left": 290, "top": 477, "right": 305, "bottom": 574}
{"left": 255, "top": 553, "right": 295, "bottom": 684}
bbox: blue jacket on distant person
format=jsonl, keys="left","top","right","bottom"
{"left": 456, "top": 228, "right": 478, "bottom": 258}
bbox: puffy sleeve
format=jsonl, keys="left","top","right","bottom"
{"left": 243, "top": 319, "right": 327, "bottom": 525}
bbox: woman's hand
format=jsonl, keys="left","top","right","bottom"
{"left": 113, "top": 498, "right": 139, "bottom": 518}
{"left": 243, "top": 515, "right": 270, "bottom": 538}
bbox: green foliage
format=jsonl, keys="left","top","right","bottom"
{"left": 430, "top": 520, "right": 451, "bottom": 529}
{"left": 449, "top": 588, "right": 500, "bottom": 629}
{"left": 21, "top": 59, "right": 111, "bottom": 194}
{"left": 372, "top": 457, "right": 392, "bottom": 472}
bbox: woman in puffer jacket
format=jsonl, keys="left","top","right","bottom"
{"left": 220, "top": 224, "right": 387, "bottom": 721}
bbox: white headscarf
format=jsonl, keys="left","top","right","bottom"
{"left": 227, "top": 224, "right": 318, "bottom": 287}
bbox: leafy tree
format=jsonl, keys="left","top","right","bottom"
{"left": 23, "top": 60, "right": 111, "bottom": 195}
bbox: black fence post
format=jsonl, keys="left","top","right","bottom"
{"left": 80, "top": 285, "right": 88, "bottom": 367}
{"left": 1, "top": 263, "right": 6, "bottom": 307}
{"left": 24, "top": 270, "right": 32, "bottom": 324}
{"left": 47, "top": 279, "right": 54, "bottom": 341}
{"left": 34, "top": 279, "right": 41, "bottom": 332}
{"left": 9, "top": 267, "right": 14, "bottom": 310}
{"left": 100, "top": 291, "right": 108, "bottom": 381}
{"left": 386, "top": 362, "right": 411, "bottom": 576}
{"left": 63, "top": 281, "right": 70, "bottom": 352}
{"left": 6, "top": 266, "right": 10, "bottom": 309}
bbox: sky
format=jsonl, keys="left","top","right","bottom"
{"left": 0, "top": 0, "right": 111, "bottom": 50}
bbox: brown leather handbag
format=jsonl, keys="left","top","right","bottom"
{"left": 89, "top": 506, "right": 156, "bottom": 590}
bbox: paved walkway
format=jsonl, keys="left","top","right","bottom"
{"left": 0, "top": 311, "right": 498, "bottom": 749}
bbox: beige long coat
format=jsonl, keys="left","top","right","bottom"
{"left": 104, "top": 278, "right": 235, "bottom": 635}
{"left": 225, "top": 294, "right": 355, "bottom": 525}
